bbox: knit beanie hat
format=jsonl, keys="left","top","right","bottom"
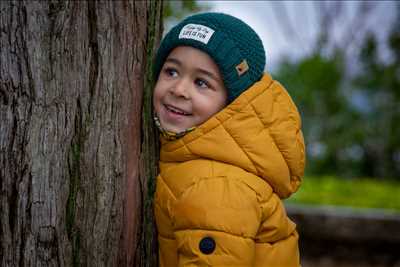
{"left": 154, "top": 12, "right": 266, "bottom": 103}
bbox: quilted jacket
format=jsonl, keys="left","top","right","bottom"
{"left": 154, "top": 73, "right": 306, "bottom": 267}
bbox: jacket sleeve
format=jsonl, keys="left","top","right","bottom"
{"left": 254, "top": 191, "right": 300, "bottom": 267}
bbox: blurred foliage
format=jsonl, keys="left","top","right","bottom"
{"left": 163, "top": 0, "right": 203, "bottom": 20}
{"left": 275, "top": 5, "right": 400, "bottom": 180}
{"left": 351, "top": 24, "right": 400, "bottom": 179}
{"left": 163, "top": 0, "right": 209, "bottom": 30}
{"left": 286, "top": 176, "right": 400, "bottom": 212}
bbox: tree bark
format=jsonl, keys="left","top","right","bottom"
{"left": 0, "top": 1, "right": 162, "bottom": 266}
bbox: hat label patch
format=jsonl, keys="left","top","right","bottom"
{"left": 236, "top": 59, "right": 249, "bottom": 76}
{"left": 179, "top": 24, "right": 215, "bottom": 44}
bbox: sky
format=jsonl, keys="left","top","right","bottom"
{"left": 199, "top": 1, "right": 398, "bottom": 71}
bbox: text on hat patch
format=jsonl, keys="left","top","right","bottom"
{"left": 179, "top": 24, "right": 215, "bottom": 45}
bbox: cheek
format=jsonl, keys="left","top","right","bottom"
{"left": 152, "top": 91, "right": 162, "bottom": 117}
{"left": 194, "top": 96, "right": 225, "bottom": 120}
{"left": 153, "top": 84, "right": 163, "bottom": 106}
{"left": 208, "top": 99, "right": 227, "bottom": 118}
{"left": 207, "top": 92, "right": 227, "bottom": 112}
{"left": 152, "top": 91, "right": 157, "bottom": 109}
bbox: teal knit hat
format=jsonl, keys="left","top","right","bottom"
{"left": 154, "top": 12, "right": 266, "bottom": 102}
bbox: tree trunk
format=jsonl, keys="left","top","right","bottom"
{"left": 0, "top": 1, "right": 162, "bottom": 266}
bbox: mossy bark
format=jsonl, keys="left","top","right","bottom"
{"left": 0, "top": 1, "right": 162, "bottom": 266}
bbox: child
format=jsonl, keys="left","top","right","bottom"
{"left": 153, "top": 12, "right": 305, "bottom": 267}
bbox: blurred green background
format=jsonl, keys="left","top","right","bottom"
{"left": 163, "top": 1, "right": 400, "bottom": 211}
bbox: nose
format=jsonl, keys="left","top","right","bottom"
{"left": 170, "top": 78, "right": 190, "bottom": 99}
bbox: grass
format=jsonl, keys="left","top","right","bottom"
{"left": 285, "top": 176, "right": 400, "bottom": 212}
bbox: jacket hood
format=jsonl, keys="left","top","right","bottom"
{"left": 159, "top": 73, "right": 305, "bottom": 198}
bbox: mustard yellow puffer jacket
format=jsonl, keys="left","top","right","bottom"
{"left": 155, "top": 73, "right": 306, "bottom": 267}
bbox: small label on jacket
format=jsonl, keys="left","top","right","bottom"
{"left": 178, "top": 24, "right": 215, "bottom": 44}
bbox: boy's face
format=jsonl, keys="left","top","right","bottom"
{"left": 153, "top": 46, "right": 227, "bottom": 133}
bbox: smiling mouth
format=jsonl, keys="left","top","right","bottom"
{"left": 164, "top": 104, "right": 191, "bottom": 116}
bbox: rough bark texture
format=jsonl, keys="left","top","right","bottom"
{"left": 0, "top": 1, "right": 162, "bottom": 266}
{"left": 134, "top": 1, "right": 162, "bottom": 266}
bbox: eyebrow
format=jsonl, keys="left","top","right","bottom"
{"left": 165, "top": 57, "right": 221, "bottom": 83}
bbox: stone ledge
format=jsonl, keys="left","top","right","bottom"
{"left": 286, "top": 204, "right": 400, "bottom": 243}
{"left": 286, "top": 204, "right": 400, "bottom": 266}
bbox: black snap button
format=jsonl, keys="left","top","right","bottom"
{"left": 199, "top": 236, "right": 216, "bottom": 254}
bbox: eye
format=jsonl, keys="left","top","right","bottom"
{"left": 194, "top": 78, "right": 210, "bottom": 89}
{"left": 163, "top": 67, "right": 178, "bottom": 78}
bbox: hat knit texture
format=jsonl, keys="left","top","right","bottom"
{"left": 154, "top": 12, "right": 266, "bottom": 102}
